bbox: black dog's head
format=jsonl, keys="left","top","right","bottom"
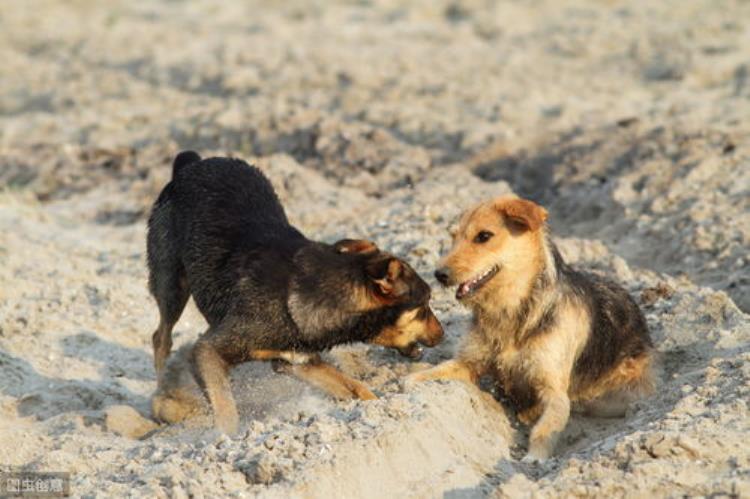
{"left": 333, "top": 239, "right": 444, "bottom": 359}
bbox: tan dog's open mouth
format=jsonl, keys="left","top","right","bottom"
{"left": 456, "top": 265, "right": 499, "bottom": 300}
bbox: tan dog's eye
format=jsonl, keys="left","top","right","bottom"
{"left": 473, "top": 231, "right": 494, "bottom": 244}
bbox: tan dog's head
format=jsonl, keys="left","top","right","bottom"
{"left": 334, "top": 239, "right": 444, "bottom": 359}
{"left": 434, "top": 196, "right": 548, "bottom": 302}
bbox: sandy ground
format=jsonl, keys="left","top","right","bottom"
{"left": 1, "top": 0, "right": 749, "bottom": 497}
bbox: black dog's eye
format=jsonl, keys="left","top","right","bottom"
{"left": 473, "top": 231, "right": 494, "bottom": 244}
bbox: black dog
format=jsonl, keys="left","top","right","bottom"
{"left": 147, "top": 151, "right": 443, "bottom": 433}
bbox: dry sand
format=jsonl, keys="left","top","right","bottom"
{"left": 1, "top": 0, "right": 748, "bottom": 497}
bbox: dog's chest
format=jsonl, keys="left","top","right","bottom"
{"left": 474, "top": 315, "right": 541, "bottom": 405}
{"left": 476, "top": 320, "right": 526, "bottom": 374}
{"left": 496, "top": 343, "right": 521, "bottom": 372}
{"left": 492, "top": 341, "right": 540, "bottom": 410}
{"left": 495, "top": 343, "right": 533, "bottom": 382}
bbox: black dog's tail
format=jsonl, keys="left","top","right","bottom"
{"left": 172, "top": 150, "right": 202, "bottom": 178}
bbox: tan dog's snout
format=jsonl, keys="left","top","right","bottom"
{"left": 432, "top": 196, "right": 550, "bottom": 301}
{"left": 434, "top": 267, "right": 452, "bottom": 286}
{"left": 434, "top": 250, "right": 469, "bottom": 292}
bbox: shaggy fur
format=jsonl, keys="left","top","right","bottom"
{"left": 407, "top": 195, "right": 653, "bottom": 461}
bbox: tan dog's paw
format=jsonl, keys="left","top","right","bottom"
{"left": 520, "top": 453, "right": 547, "bottom": 464}
{"left": 523, "top": 440, "right": 552, "bottom": 463}
{"left": 402, "top": 370, "right": 430, "bottom": 390}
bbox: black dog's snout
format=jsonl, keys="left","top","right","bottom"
{"left": 434, "top": 268, "right": 450, "bottom": 285}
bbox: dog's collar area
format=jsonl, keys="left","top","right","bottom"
{"left": 456, "top": 265, "right": 500, "bottom": 300}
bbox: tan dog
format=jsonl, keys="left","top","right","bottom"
{"left": 407, "top": 195, "right": 654, "bottom": 461}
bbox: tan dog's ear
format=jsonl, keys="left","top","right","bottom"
{"left": 334, "top": 239, "right": 378, "bottom": 255}
{"left": 366, "top": 257, "right": 408, "bottom": 298}
{"left": 494, "top": 197, "right": 548, "bottom": 231}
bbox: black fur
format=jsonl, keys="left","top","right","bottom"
{"left": 503, "top": 241, "right": 652, "bottom": 412}
{"left": 147, "top": 152, "right": 432, "bottom": 365}
{"left": 546, "top": 242, "right": 653, "bottom": 386}
{"left": 568, "top": 271, "right": 653, "bottom": 385}
{"left": 172, "top": 150, "right": 201, "bottom": 178}
{"left": 514, "top": 268, "right": 558, "bottom": 341}
{"left": 506, "top": 373, "right": 538, "bottom": 411}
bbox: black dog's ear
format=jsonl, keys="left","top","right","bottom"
{"left": 172, "top": 150, "right": 201, "bottom": 178}
{"left": 334, "top": 239, "right": 378, "bottom": 255}
{"left": 366, "top": 257, "right": 408, "bottom": 298}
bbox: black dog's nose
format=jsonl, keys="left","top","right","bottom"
{"left": 434, "top": 268, "right": 450, "bottom": 285}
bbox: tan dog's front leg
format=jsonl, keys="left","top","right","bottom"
{"left": 523, "top": 386, "right": 570, "bottom": 462}
{"left": 192, "top": 340, "right": 239, "bottom": 434}
{"left": 517, "top": 403, "right": 544, "bottom": 426}
{"left": 275, "top": 360, "right": 377, "bottom": 400}
{"left": 404, "top": 359, "right": 481, "bottom": 387}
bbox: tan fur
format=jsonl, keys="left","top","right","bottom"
{"left": 370, "top": 307, "right": 444, "bottom": 350}
{"left": 249, "top": 350, "right": 317, "bottom": 364}
{"left": 153, "top": 289, "right": 442, "bottom": 433}
{"left": 494, "top": 197, "right": 548, "bottom": 231}
{"left": 333, "top": 238, "right": 378, "bottom": 255}
{"left": 152, "top": 389, "right": 204, "bottom": 425}
{"left": 407, "top": 195, "right": 654, "bottom": 461}
{"left": 151, "top": 302, "right": 443, "bottom": 433}
{"left": 152, "top": 346, "right": 380, "bottom": 431}
{"left": 152, "top": 320, "right": 173, "bottom": 376}
{"left": 405, "top": 359, "right": 480, "bottom": 385}
{"left": 151, "top": 344, "right": 205, "bottom": 425}
{"left": 517, "top": 403, "right": 544, "bottom": 426}
{"left": 442, "top": 198, "right": 549, "bottom": 315}
{"left": 370, "top": 259, "right": 409, "bottom": 303}
{"left": 193, "top": 339, "right": 239, "bottom": 434}
{"left": 574, "top": 353, "right": 655, "bottom": 404}
{"left": 274, "top": 361, "right": 377, "bottom": 400}
{"left": 152, "top": 274, "right": 189, "bottom": 377}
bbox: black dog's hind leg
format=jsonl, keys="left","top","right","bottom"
{"left": 147, "top": 201, "right": 190, "bottom": 376}
{"left": 191, "top": 328, "right": 241, "bottom": 434}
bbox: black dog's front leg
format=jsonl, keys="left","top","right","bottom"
{"left": 272, "top": 357, "right": 378, "bottom": 400}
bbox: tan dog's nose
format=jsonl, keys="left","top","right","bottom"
{"left": 434, "top": 268, "right": 451, "bottom": 286}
